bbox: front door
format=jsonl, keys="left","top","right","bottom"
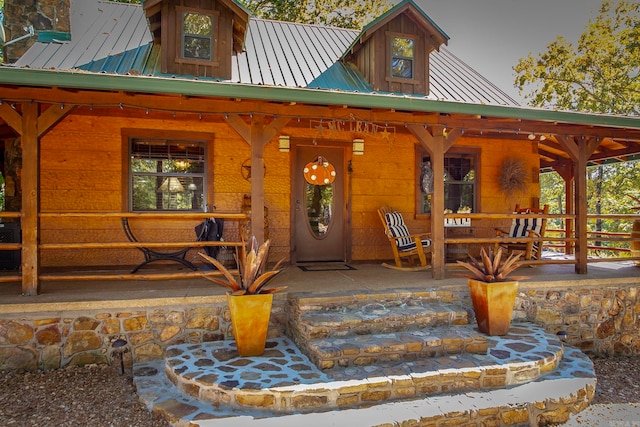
{"left": 294, "top": 146, "right": 346, "bottom": 262}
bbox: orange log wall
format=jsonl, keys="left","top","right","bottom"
{"left": 38, "top": 109, "right": 539, "bottom": 268}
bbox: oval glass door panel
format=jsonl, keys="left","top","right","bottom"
{"left": 305, "top": 182, "right": 334, "bottom": 238}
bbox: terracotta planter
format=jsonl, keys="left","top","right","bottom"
{"left": 632, "top": 219, "right": 640, "bottom": 267}
{"left": 227, "top": 293, "right": 273, "bottom": 357}
{"left": 467, "top": 279, "right": 518, "bottom": 336}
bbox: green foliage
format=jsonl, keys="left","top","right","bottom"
{"left": 240, "top": 0, "right": 393, "bottom": 30}
{"left": 514, "top": 0, "right": 640, "bottom": 115}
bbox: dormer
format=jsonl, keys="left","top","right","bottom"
{"left": 341, "top": 0, "right": 449, "bottom": 96}
{"left": 143, "top": 0, "right": 249, "bottom": 79}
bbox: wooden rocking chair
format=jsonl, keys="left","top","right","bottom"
{"left": 378, "top": 206, "right": 432, "bottom": 271}
{"left": 495, "top": 204, "right": 549, "bottom": 261}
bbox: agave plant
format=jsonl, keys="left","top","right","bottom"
{"left": 457, "top": 247, "right": 522, "bottom": 283}
{"left": 199, "top": 236, "right": 286, "bottom": 295}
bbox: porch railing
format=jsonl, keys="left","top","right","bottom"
{"left": 0, "top": 212, "right": 249, "bottom": 283}
{"left": 444, "top": 212, "right": 640, "bottom": 266}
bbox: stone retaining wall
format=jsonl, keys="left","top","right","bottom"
{"left": 0, "top": 281, "right": 638, "bottom": 370}
{"left": 511, "top": 283, "right": 640, "bottom": 356}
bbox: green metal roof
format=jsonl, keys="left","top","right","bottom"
{"left": 1, "top": 67, "right": 638, "bottom": 131}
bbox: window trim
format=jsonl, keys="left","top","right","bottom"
{"left": 386, "top": 32, "right": 419, "bottom": 84}
{"left": 175, "top": 6, "right": 220, "bottom": 66}
{"left": 416, "top": 147, "right": 481, "bottom": 216}
{"left": 122, "top": 129, "right": 214, "bottom": 213}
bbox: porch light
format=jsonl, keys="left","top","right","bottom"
{"left": 352, "top": 139, "right": 364, "bottom": 155}
{"left": 278, "top": 135, "right": 290, "bottom": 152}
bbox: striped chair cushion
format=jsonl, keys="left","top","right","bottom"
{"left": 508, "top": 210, "right": 543, "bottom": 237}
{"left": 385, "top": 212, "right": 431, "bottom": 252}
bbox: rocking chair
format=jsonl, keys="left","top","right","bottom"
{"left": 495, "top": 204, "right": 549, "bottom": 261}
{"left": 378, "top": 206, "right": 432, "bottom": 271}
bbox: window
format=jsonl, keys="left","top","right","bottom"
{"left": 181, "top": 12, "right": 213, "bottom": 61}
{"left": 130, "top": 138, "right": 206, "bottom": 211}
{"left": 419, "top": 152, "right": 477, "bottom": 214}
{"left": 391, "top": 37, "right": 414, "bottom": 79}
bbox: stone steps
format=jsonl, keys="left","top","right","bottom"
{"left": 298, "top": 302, "right": 470, "bottom": 340}
{"left": 305, "top": 324, "right": 489, "bottom": 369}
{"left": 133, "top": 291, "right": 597, "bottom": 425}
{"left": 149, "top": 324, "right": 563, "bottom": 415}
{"left": 133, "top": 335, "right": 596, "bottom": 426}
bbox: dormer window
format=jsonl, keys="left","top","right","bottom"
{"left": 390, "top": 36, "right": 415, "bottom": 79}
{"left": 181, "top": 11, "right": 214, "bottom": 61}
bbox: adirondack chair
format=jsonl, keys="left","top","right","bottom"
{"left": 495, "top": 204, "right": 549, "bottom": 261}
{"left": 378, "top": 206, "right": 431, "bottom": 271}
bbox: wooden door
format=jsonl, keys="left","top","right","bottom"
{"left": 294, "top": 146, "right": 345, "bottom": 262}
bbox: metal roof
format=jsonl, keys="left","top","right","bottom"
{"left": 12, "top": 0, "right": 518, "bottom": 106}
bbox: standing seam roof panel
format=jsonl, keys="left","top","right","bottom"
{"left": 286, "top": 24, "right": 324, "bottom": 78}
{"left": 431, "top": 50, "right": 499, "bottom": 104}
{"left": 269, "top": 21, "right": 310, "bottom": 87}
{"left": 260, "top": 20, "right": 293, "bottom": 86}
{"left": 276, "top": 22, "right": 317, "bottom": 86}
{"left": 243, "top": 24, "right": 266, "bottom": 84}
{"left": 298, "top": 25, "right": 337, "bottom": 73}
{"left": 58, "top": 4, "right": 120, "bottom": 69}
{"left": 251, "top": 20, "right": 277, "bottom": 86}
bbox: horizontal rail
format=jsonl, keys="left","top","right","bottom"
{"left": 39, "top": 241, "right": 244, "bottom": 250}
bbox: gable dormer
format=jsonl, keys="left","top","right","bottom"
{"left": 341, "top": 0, "right": 448, "bottom": 96}
{"left": 143, "top": 0, "right": 249, "bottom": 79}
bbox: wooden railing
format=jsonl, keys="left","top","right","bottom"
{"left": 444, "top": 212, "right": 640, "bottom": 266}
{"left": 0, "top": 212, "right": 249, "bottom": 283}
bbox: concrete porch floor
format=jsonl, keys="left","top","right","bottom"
{"left": 0, "top": 260, "right": 638, "bottom": 313}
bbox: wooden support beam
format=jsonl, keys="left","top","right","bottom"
{"left": 37, "top": 104, "right": 76, "bottom": 137}
{"left": 0, "top": 102, "right": 23, "bottom": 135}
{"left": 21, "top": 102, "right": 40, "bottom": 295}
{"left": 553, "top": 160, "right": 574, "bottom": 254}
{"left": 556, "top": 135, "right": 602, "bottom": 273}
{"left": 406, "top": 124, "right": 461, "bottom": 279}
{"left": 226, "top": 114, "right": 290, "bottom": 244}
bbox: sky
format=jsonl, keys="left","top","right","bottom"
{"left": 415, "top": 0, "right": 606, "bottom": 104}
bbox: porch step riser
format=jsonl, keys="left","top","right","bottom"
{"left": 295, "top": 301, "right": 470, "bottom": 339}
{"left": 306, "top": 327, "right": 489, "bottom": 370}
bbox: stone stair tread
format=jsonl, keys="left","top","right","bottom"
{"left": 134, "top": 345, "right": 596, "bottom": 426}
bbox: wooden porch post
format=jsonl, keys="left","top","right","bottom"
{"left": 553, "top": 160, "right": 574, "bottom": 255}
{"left": 556, "top": 135, "right": 601, "bottom": 274}
{"left": 407, "top": 125, "right": 460, "bottom": 279}
{"left": 0, "top": 102, "right": 73, "bottom": 295}
{"left": 226, "top": 114, "right": 290, "bottom": 244}
{"left": 21, "top": 103, "right": 40, "bottom": 295}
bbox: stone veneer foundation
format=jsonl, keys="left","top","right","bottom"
{"left": 0, "top": 280, "right": 638, "bottom": 370}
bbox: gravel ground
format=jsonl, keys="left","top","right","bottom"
{"left": 0, "top": 357, "right": 638, "bottom": 426}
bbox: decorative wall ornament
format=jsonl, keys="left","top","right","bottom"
{"left": 310, "top": 114, "right": 396, "bottom": 145}
{"left": 498, "top": 158, "right": 528, "bottom": 196}
{"left": 303, "top": 156, "right": 336, "bottom": 185}
{"left": 420, "top": 161, "right": 434, "bottom": 194}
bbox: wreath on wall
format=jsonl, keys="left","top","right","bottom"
{"left": 498, "top": 158, "right": 528, "bottom": 196}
